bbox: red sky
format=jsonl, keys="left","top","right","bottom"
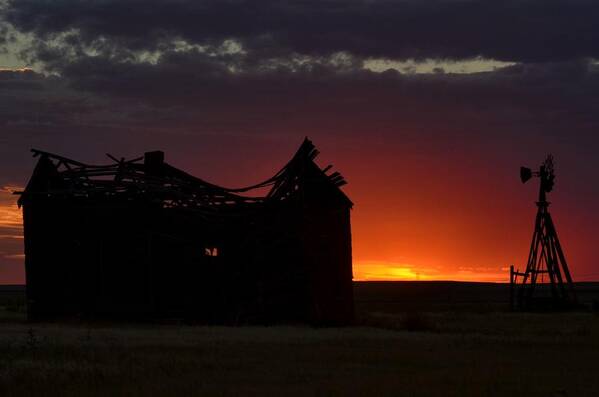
{"left": 1, "top": 1, "right": 599, "bottom": 284}
{"left": 1, "top": 133, "right": 596, "bottom": 285}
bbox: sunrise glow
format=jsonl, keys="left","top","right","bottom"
{"left": 0, "top": 187, "right": 23, "bottom": 230}
{"left": 0, "top": 184, "right": 514, "bottom": 285}
{"left": 0, "top": 174, "right": 589, "bottom": 285}
{"left": 353, "top": 261, "right": 508, "bottom": 282}
{"left": 0, "top": 185, "right": 516, "bottom": 284}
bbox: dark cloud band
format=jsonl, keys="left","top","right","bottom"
{"left": 3, "top": 0, "right": 599, "bottom": 64}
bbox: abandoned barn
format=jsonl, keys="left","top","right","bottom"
{"left": 18, "top": 138, "right": 354, "bottom": 324}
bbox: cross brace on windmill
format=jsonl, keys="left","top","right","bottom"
{"left": 510, "top": 154, "right": 577, "bottom": 310}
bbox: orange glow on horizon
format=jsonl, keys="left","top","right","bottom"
{"left": 0, "top": 186, "right": 25, "bottom": 284}
{"left": 0, "top": 186, "right": 23, "bottom": 231}
{"left": 354, "top": 260, "right": 509, "bottom": 283}
{"left": 0, "top": 187, "right": 513, "bottom": 283}
{"left": 0, "top": 156, "right": 591, "bottom": 286}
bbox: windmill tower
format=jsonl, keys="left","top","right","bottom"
{"left": 510, "top": 155, "right": 577, "bottom": 310}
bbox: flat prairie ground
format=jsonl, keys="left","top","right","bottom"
{"left": 1, "top": 283, "right": 599, "bottom": 397}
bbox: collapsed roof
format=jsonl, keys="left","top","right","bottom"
{"left": 18, "top": 138, "right": 352, "bottom": 213}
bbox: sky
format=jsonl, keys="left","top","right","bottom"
{"left": 0, "top": 0, "right": 598, "bottom": 284}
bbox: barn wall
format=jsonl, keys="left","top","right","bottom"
{"left": 22, "top": 162, "right": 354, "bottom": 324}
{"left": 302, "top": 205, "right": 354, "bottom": 325}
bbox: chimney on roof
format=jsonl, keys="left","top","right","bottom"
{"left": 144, "top": 151, "right": 164, "bottom": 175}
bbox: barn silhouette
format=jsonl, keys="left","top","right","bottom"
{"left": 18, "top": 138, "right": 354, "bottom": 324}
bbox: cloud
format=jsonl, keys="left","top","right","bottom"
{"left": 2, "top": 1, "right": 598, "bottom": 142}
{"left": 44, "top": 56, "right": 599, "bottom": 136}
{"left": 1, "top": 1, "right": 598, "bottom": 139}
{"left": 1, "top": 56, "right": 599, "bottom": 155}
{"left": 3, "top": 0, "right": 599, "bottom": 65}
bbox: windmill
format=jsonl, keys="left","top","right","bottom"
{"left": 510, "top": 155, "right": 577, "bottom": 310}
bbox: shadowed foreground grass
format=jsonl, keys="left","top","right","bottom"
{"left": 1, "top": 311, "right": 599, "bottom": 396}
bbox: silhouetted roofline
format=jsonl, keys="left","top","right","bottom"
{"left": 18, "top": 138, "right": 352, "bottom": 210}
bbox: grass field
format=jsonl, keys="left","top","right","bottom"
{"left": 1, "top": 283, "right": 599, "bottom": 396}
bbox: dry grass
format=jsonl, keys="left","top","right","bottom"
{"left": 2, "top": 284, "right": 599, "bottom": 396}
{"left": 1, "top": 312, "right": 599, "bottom": 396}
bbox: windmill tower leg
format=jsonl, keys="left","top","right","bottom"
{"left": 544, "top": 213, "right": 577, "bottom": 305}
{"left": 518, "top": 206, "right": 544, "bottom": 309}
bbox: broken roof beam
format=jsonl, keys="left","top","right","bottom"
{"left": 31, "top": 149, "right": 146, "bottom": 172}
{"left": 31, "top": 149, "right": 88, "bottom": 168}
